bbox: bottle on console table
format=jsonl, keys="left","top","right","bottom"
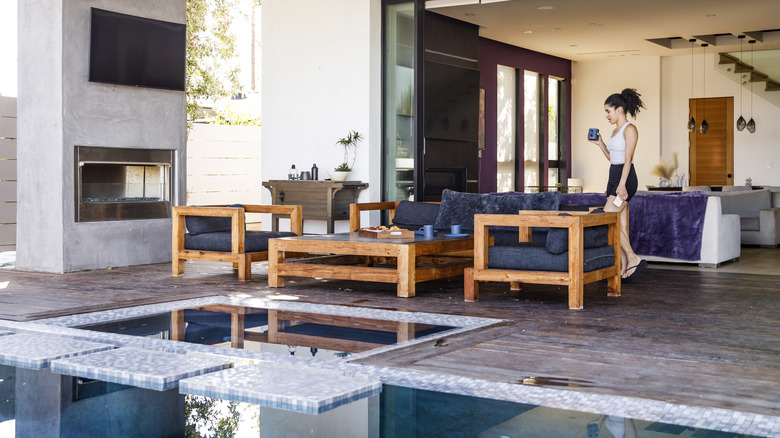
{"left": 288, "top": 164, "right": 298, "bottom": 180}
{"left": 311, "top": 163, "right": 318, "bottom": 181}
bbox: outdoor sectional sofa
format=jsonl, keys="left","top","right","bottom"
{"left": 350, "top": 189, "right": 622, "bottom": 309}
{"left": 172, "top": 204, "right": 303, "bottom": 281}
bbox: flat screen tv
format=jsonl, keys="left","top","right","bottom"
{"left": 89, "top": 8, "right": 186, "bottom": 92}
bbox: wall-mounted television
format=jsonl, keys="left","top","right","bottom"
{"left": 89, "top": 8, "right": 186, "bottom": 92}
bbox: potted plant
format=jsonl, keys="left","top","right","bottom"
{"left": 330, "top": 130, "right": 362, "bottom": 181}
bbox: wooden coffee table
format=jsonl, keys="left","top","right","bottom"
{"left": 268, "top": 232, "right": 475, "bottom": 297}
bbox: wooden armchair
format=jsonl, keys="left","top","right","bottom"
{"left": 465, "top": 211, "right": 622, "bottom": 309}
{"left": 172, "top": 204, "right": 302, "bottom": 281}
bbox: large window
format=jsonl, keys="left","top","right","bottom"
{"left": 383, "top": 2, "right": 416, "bottom": 202}
{"left": 523, "top": 71, "right": 541, "bottom": 191}
{"left": 493, "top": 70, "right": 566, "bottom": 193}
{"left": 496, "top": 65, "right": 516, "bottom": 192}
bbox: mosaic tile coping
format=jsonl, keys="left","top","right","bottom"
{"left": 0, "top": 296, "right": 777, "bottom": 436}
{"left": 0, "top": 332, "right": 114, "bottom": 369}
{"left": 50, "top": 347, "right": 233, "bottom": 391}
{"left": 180, "top": 362, "right": 382, "bottom": 414}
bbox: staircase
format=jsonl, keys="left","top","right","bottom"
{"left": 716, "top": 51, "right": 780, "bottom": 108}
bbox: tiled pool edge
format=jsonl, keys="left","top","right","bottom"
{"left": 0, "top": 296, "right": 776, "bottom": 436}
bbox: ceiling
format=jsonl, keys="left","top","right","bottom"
{"left": 427, "top": 0, "right": 780, "bottom": 62}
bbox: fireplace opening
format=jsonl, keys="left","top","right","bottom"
{"left": 75, "top": 146, "right": 174, "bottom": 222}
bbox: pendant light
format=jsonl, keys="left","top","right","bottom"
{"left": 736, "top": 35, "right": 747, "bottom": 131}
{"left": 687, "top": 39, "right": 697, "bottom": 132}
{"left": 747, "top": 40, "right": 756, "bottom": 133}
{"left": 700, "top": 43, "right": 709, "bottom": 135}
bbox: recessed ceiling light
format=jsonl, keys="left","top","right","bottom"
{"left": 705, "top": 14, "right": 716, "bottom": 17}
{"left": 465, "top": 12, "right": 476, "bottom": 16}
{"left": 569, "top": 44, "right": 578, "bottom": 47}
{"left": 589, "top": 23, "right": 604, "bottom": 28}
{"left": 537, "top": 5, "right": 554, "bottom": 10}
{"left": 551, "top": 28, "right": 562, "bottom": 32}
{"left": 523, "top": 30, "right": 533, "bottom": 34}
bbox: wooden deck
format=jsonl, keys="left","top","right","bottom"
{"left": 1, "top": 254, "right": 779, "bottom": 420}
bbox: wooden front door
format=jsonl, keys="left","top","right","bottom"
{"left": 689, "top": 97, "right": 734, "bottom": 186}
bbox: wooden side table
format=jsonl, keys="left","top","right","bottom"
{"left": 262, "top": 180, "right": 368, "bottom": 233}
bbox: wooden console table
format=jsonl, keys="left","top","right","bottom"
{"left": 262, "top": 180, "right": 368, "bottom": 233}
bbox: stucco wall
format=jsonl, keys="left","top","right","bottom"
{"left": 17, "top": 0, "right": 186, "bottom": 272}
{"left": 571, "top": 57, "right": 662, "bottom": 194}
{"left": 261, "top": 0, "right": 382, "bottom": 233}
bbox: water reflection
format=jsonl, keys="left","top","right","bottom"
{"left": 80, "top": 305, "right": 453, "bottom": 358}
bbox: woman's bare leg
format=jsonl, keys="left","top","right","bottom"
{"left": 604, "top": 196, "right": 641, "bottom": 277}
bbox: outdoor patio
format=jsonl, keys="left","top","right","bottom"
{"left": 1, "top": 249, "right": 778, "bottom": 435}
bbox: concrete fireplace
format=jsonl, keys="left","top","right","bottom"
{"left": 16, "top": 0, "right": 186, "bottom": 273}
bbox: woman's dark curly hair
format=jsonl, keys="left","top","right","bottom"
{"left": 604, "top": 88, "right": 645, "bottom": 118}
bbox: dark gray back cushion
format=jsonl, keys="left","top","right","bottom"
{"left": 433, "top": 189, "right": 561, "bottom": 231}
{"left": 185, "top": 204, "right": 243, "bottom": 236}
{"left": 712, "top": 190, "right": 771, "bottom": 218}
{"left": 545, "top": 211, "right": 609, "bottom": 255}
{"left": 391, "top": 201, "right": 441, "bottom": 230}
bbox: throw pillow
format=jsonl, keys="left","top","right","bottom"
{"left": 391, "top": 201, "right": 441, "bottom": 230}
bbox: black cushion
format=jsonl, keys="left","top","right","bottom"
{"left": 185, "top": 204, "right": 244, "bottom": 236}
{"left": 433, "top": 189, "right": 561, "bottom": 231}
{"left": 391, "top": 201, "right": 441, "bottom": 230}
{"left": 184, "top": 230, "right": 296, "bottom": 253}
{"left": 488, "top": 244, "right": 615, "bottom": 272}
{"left": 545, "top": 211, "right": 609, "bottom": 255}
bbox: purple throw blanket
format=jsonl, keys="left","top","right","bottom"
{"left": 561, "top": 192, "right": 710, "bottom": 261}
{"left": 628, "top": 192, "right": 709, "bottom": 260}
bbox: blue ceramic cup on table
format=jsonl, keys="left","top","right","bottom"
{"left": 423, "top": 224, "right": 434, "bottom": 238}
{"left": 450, "top": 224, "right": 461, "bottom": 235}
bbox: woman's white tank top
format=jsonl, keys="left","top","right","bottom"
{"left": 607, "top": 122, "right": 632, "bottom": 165}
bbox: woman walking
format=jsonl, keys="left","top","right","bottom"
{"left": 589, "top": 88, "right": 646, "bottom": 282}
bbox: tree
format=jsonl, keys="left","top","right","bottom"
{"left": 186, "top": 0, "right": 243, "bottom": 125}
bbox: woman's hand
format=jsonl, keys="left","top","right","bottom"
{"left": 588, "top": 133, "right": 603, "bottom": 146}
{"left": 616, "top": 183, "right": 628, "bottom": 200}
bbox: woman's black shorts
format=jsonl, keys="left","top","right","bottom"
{"left": 605, "top": 163, "right": 638, "bottom": 202}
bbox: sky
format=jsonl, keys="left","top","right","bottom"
{"left": 0, "top": 0, "right": 17, "bottom": 97}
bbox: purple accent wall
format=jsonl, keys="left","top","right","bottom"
{"left": 478, "top": 38, "right": 572, "bottom": 193}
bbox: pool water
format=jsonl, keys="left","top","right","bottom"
{"left": 0, "top": 366, "right": 764, "bottom": 438}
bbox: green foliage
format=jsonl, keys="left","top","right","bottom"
{"left": 211, "top": 106, "right": 261, "bottom": 126}
{"left": 186, "top": 0, "right": 242, "bottom": 128}
{"left": 335, "top": 130, "right": 362, "bottom": 171}
{"left": 185, "top": 395, "right": 241, "bottom": 438}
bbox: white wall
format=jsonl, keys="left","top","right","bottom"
{"left": 261, "top": 0, "right": 382, "bottom": 233}
{"left": 573, "top": 53, "right": 780, "bottom": 193}
{"left": 571, "top": 57, "right": 661, "bottom": 193}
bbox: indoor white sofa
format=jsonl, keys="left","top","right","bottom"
{"left": 641, "top": 195, "right": 741, "bottom": 267}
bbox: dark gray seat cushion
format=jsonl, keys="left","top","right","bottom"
{"left": 434, "top": 189, "right": 561, "bottom": 231}
{"left": 545, "top": 211, "right": 609, "bottom": 254}
{"left": 391, "top": 201, "right": 441, "bottom": 230}
{"left": 487, "top": 244, "right": 615, "bottom": 273}
{"left": 185, "top": 204, "right": 244, "bottom": 236}
{"left": 184, "top": 231, "right": 297, "bottom": 253}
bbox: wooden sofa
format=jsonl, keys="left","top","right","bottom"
{"left": 172, "top": 204, "right": 302, "bottom": 281}
{"left": 465, "top": 210, "right": 622, "bottom": 309}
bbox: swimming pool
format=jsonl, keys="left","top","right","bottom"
{"left": 0, "top": 296, "right": 776, "bottom": 437}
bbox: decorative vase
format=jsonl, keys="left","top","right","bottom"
{"left": 329, "top": 171, "right": 350, "bottom": 182}
{"left": 659, "top": 178, "right": 672, "bottom": 188}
